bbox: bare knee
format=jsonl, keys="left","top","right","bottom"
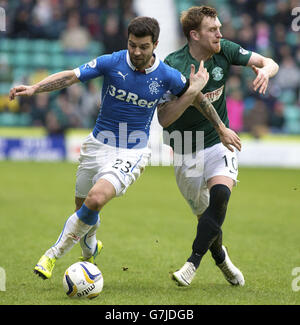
{"left": 85, "top": 191, "right": 106, "bottom": 210}
{"left": 85, "top": 180, "right": 116, "bottom": 211}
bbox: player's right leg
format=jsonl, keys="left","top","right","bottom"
{"left": 171, "top": 152, "right": 208, "bottom": 286}
{"left": 187, "top": 182, "right": 232, "bottom": 270}
{"left": 34, "top": 134, "right": 114, "bottom": 280}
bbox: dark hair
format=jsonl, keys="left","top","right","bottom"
{"left": 180, "top": 6, "right": 218, "bottom": 40}
{"left": 128, "top": 16, "right": 160, "bottom": 43}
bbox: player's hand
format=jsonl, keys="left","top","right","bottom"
{"left": 9, "top": 85, "right": 36, "bottom": 101}
{"left": 218, "top": 125, "right": 242, "bottom": 152}
{"left": 252, "top": 65, "right": 269, "bottom": 95}
{"left": 189, "top": 61, "right": 209, "bottom": 94}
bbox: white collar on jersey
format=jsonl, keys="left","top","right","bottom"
{"left": 126, "top": 51, "right": 160, "bottom": 74}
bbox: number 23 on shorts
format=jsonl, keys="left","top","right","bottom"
{"left": 112, "top": 158, "right": 132, "bottom": 174}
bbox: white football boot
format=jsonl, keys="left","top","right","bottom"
{"left": 172, "top": 262, "right": 196, "bottom": 286}
{"left": 216, "top": 246, "right": 245, "bottom": 286}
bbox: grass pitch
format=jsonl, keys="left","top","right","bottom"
{"left": 0, "top": 161, "right": 299, "bottom": 305}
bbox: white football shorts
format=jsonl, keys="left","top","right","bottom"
{"left": 174, "top": 142, "right": 238, "bottom": 216}
{"left": 75, "top": 133, "right": 151, "bottom": 198}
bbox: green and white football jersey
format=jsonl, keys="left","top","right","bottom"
{"left": 164, "top": 39, "right": 252, "bottom": 152}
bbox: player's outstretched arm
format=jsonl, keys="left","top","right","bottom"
{"left": 157, "top": 62, "right": 209, "bottom": 128}
{"left": 9, "top": 70, "right": 79, "bottom": 101}
{"left": 247, "top": 52, "right": 279, "bottom": 95}
{"left": 193, "top": 92, "right": 241, "bottom": 152}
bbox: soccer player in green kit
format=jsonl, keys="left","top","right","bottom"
{"left": 157, "top": 6, "right": 279, "bottom": 286}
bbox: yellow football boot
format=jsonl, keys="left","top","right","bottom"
{"left": 79, "top": 240, "right": 103, "bottom": 265}
{"left": 34, "top": 255, "right": 56, "bottom": 279}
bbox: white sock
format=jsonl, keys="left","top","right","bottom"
{"left": 45, "top": 213, "right": 92, "bottom": 259}
{"left": 80, "top": 217, "right": 100, "bottom": 259}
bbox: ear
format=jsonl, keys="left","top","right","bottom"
{"left": 153, "top": 40, "right": 159, "bottom": 50}
{"left": 190, "top": 30, "right": 200, "bottom": 41}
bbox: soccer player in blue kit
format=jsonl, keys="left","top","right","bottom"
{"left": 9, "top": 16, "right": 237, "bottom": 279}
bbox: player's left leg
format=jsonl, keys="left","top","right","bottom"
{"left": 48, "top": 179, "right": 115, "bottom": 259}
{"left": 205, "top": 175, "right": 234, "bottom": 265}
{"left": 75, "top": 197, "right": 103, "bottom": 264}
{"left": 207, "top": 176, "right": 244, "bottom": 285}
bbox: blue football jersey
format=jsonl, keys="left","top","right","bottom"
{"left": 74, "top": 50, "right": 187, "bottom": 149}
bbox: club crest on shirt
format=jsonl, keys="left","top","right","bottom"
{"left": 211, "top": 66, "right": 224, "bottom": 81}
{"left": 147, "top": 78, "right": 164, "bottom": 95}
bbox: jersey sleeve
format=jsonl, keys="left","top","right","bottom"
{"left": 73, "top": 54, "right": 112, "bottom": 82}
{"left": 167, "top": 67, "right": 189, "bottom": 97}
{"left": 158, "top": 68, "right": 189, "bottom": 106}
{"left": 221, "top": 39, "right": 252, "bottom": 66}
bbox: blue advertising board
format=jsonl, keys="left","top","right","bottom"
{"left": 0, "top": 135, "right": 66, "bottom": 161}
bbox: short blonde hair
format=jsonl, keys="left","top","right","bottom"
{"left": 180, "top": 6, "right": 217, "bottom": 40}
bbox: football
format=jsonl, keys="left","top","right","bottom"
{"left": 63, "top": 262, "right": 103, "bottom": 299}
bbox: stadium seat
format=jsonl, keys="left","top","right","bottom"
{"left": 284, "top": 105, "right": 300, "bottom": 134}
{"left": 88, "top": 41, "right": 104, "bottom": 57}
{"left": 18, "top": 113, "right": 32, "bottom": 126}
{"left": 0, "top": 38, "right": 13, "bottom": 52}
{"left": 47, "top": 41, "right": 63, "bottom": 55}
{"left": 0, "top": 112, "right": 20, "bottom": 126}
{"left": 13, "top": 52, "right": 31, "bottom": 67}
{"left": 12, "top": 67, "right": 31, "bottom": 81}
{"left": 0, "top": 52, "right": 11, "bottom": 66}
{"left": 286, "top": 31, "right": 298, "bottom": 47}
{"left": 14, "top": 38, "right": 31, "bottom": 52}
{"left": 47, "top": 53, "right": 66, "bottom": 70}
{"left": 64, "top": 55, "right": 88, "bottom": 69}
{"left": 30, "top": 52, "right": 50, "bottom": 68}
{"left": 29, "top": 39, "right": 50, "bottom": 53}
{"left": 174, "top": 0, "right": 195, "bottom": 15}
{"left": 0, "top": 82, "right": 12, "bottom": 95}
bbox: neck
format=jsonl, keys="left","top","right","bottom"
{"left": 188, "top": 41, "right": 213, "bottom": 62}
{"left": 137, "top": 55, "right": 155, "bottom": 72}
